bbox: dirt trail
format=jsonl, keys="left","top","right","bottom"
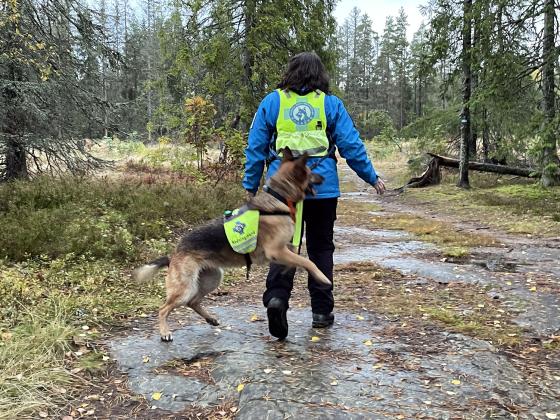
{"left": 108, "top": 167, "right": 560, "bottom": 419}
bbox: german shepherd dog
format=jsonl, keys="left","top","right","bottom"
{"left": 133, "top": 148, "right": 330, "bottom": 342}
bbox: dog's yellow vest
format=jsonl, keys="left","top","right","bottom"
{"left": 223, "top": 203, "right": 304, "bottom": 254}
{"left": 224, "top": 207, "right": 260, "bottom": 254}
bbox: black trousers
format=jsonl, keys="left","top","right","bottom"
{"left": 262, "top": 198, "right": 337, "bottom": 315}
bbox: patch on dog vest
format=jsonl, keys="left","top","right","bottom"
{"left": 223, "top": 206, "right": 259, "bottom": 254}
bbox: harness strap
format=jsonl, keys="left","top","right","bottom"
{"left": 244, "top": 254, "right": 252, "bottom": 280}
{"left": 263, "top": 185, "right": 287, "bottom": 205}
{"left": 259, "top": 210, "right": 291, "bottom": 216}
{"left": 263, "top": 185, "right": 297, "bottom": 221}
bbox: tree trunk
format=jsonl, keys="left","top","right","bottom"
{"left": 428, "top": 153, "right": 538, "bottom": 177}
{"left": 5, "top": 138, "right": 28, "bottom": 180}
{"left": 482, "top": 107, "right": 490, "bottom": 162}
{"left": 458, "top": 0, "right": 472, "bottom": 189}
{"left": 540, "top": 0, "right": 560, "bottom": 186}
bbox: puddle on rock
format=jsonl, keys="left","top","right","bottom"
{"left": 335, "top": 226, "right": 410, "bottom": 240}
{"left": 335, "top": 241, "right": 431, "bottom": 264}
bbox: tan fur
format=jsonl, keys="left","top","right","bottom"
{"left": 134, "top": 149, "right": 331, "bottom": 342}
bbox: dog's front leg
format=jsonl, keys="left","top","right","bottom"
{"left": 264, "top": 246, "right": 332, "bottom": 286}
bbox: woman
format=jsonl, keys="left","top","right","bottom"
{"left": 243, "top": 51, "right": 385, "bottom": 340}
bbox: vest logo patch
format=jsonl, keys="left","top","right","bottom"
{"left": 233, "top": 221, "right": 246, "bottom": 234}
{"left": 289, "top": 102, "right": 314, "bottom": 125}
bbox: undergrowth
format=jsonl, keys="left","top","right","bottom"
{"left": 0, "top": 176, "right": 244, "bottom": 261}
{"left": 0, "top": 174, "right": 244, "bottom": 417}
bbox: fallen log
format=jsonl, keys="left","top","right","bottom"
{"left": 395, "top": 153, "right": 540, "bottom": 191}
{"left": 427, "top": 153, "right": 540, "bottom": 178}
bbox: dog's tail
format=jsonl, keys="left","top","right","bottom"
{"left": 132, "top": 256, "right": 170, "bottom": 282}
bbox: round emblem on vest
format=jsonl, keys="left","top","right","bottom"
{"left": 289, "top": 102, "right": 315, "bottom": 125}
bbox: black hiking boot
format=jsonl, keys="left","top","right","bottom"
{"left": 312, "top": 312, "right": 334, "bottom": 328}
{"left": 266, "top": 298, "right": 288, "bottom": 340}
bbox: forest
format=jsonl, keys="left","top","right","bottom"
{"left": 1, "top": 0, "right": 559, "bottom": 186}
{"left": 1, "top": 0, "right": 559, "bottom": 418}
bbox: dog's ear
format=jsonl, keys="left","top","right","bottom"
{"left": 282, "top": 147, "right": 294, "bottom": 161}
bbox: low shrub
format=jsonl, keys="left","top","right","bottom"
{"left": 0, "top": 176, "right": 244, "bottom": 262}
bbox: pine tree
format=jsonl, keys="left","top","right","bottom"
{"left": 0, "top": 0, "right": 114, "bottom": 180}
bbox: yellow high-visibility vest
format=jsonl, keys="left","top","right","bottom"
{"left": 275, "top": 89, "right": 329, "bottom": 157}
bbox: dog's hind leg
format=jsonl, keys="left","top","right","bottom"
{"left": 159, "top": 257, "right": 200, "bottom": 342}
{"left": 188, "top": 267, "right": 223, "bottom": 326}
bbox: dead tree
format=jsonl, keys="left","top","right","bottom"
{"left": 397, "top": 153, "right": 540, "bottom": 191}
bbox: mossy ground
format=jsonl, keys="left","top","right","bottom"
{"left": 333, "top": 262, "right": 524, "bottom": 347}
{"left": 368, "top": 145, "right": 560, "bottom": 238}
{"left": 0, "top": 141, "right": 245, "bottom": 418}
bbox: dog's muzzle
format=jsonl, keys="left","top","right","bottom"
{"left": 305, "top": 173, "right": 324, "bottom": 196}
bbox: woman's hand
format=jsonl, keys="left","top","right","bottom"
{"left": 372, "top": 178, "right": 386, "bottom": 195}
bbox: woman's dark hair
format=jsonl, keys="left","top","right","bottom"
{"left": 277, "top": 52, "right": 330, "bottom": 94}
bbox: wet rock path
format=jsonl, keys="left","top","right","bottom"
{"left": 109, "top": 168, "right": 560, "bottom": 419}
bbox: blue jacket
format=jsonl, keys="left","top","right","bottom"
{"left": 243, "top": 90, "right": 379, "bottom": 199}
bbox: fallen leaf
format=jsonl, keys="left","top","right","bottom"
{"left": 372, "top": 363, "right": 383, "bottom": 370}
{"left": 451, "top": 379, "right": 461, "bottom": 385}
{"left": 363, "top": 339, "right": 373, "bottom": 346}
{"left": 1, "top": 332, "right": 12, "bottom": 341}
{"left": 330, "top": 380, "right": 338, "bottom": 386}
{"left": 142, "top": 356, "right": 150, "bottom": 363}
{"left": 237, "top": 383, "right": 245, "bottom": 392}
{"left": 311, "top": 336, "right": 321, "bottom": 342}
{"left": 151, "top": 392, "right": 162, "bottom": 401}
{"left": 356, "top": 315, "right": 365, "bottom": 321}
{"left": 506, "top": 281, "right": 512, "bottom": 286}
{"left": 546, "top": 414, "right": 557, "bottom": 420}
{"left": 529, "top": 286, "right": 537, "bottom": 292}
{"left": 249, "top": 314, "right": 262, "bottom": 322}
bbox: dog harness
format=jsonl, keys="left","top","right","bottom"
{"left": 223, "top": 186, "right": 304, "bottom": 279}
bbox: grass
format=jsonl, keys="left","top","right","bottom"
{"left": 364, "top": 144, "right": 560, "bottom": 237}
{"left": 0, "top": 165, "right": 245, "bottom": 417}
{"left": 398, "top": 181, "right": 560, "bottom": 237}
{"left": 0, "top": 305, "right": 75, "bottom": 419}
{"left": 337, "top": 199, "right": 496, "bottom": 254}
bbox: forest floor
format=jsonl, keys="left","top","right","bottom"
{"left": 2, "top": 145, "right": 559, "bottom": 419}
{"left": 98, "top": 156, "right": 559, "bottom": 419}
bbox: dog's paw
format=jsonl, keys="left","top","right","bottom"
{"left": 206, "top": 317, "right": 220, "bottom": 326}
{"left": 160, "top": 333, "right": 173, "bottom": 342}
